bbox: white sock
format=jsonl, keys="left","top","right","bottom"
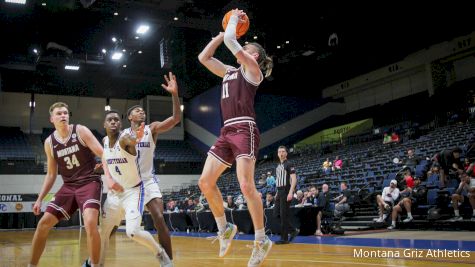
{"left": 255, "top": 228, "right": 265, "bottom": 242}
{"left": 454, "top": 210, "right": 460, "bottom": 217}
{"left": 130, "top": 229, "right": 163, "bottom": 255}
{"left": 472, "top": 209, "right": 475, "bottom": 216}
{"left": 383, "top": 214, "right": 388, "bottom": 220}
{"left": 215, "top": 215, "right": 227, "bottom": 234}
{"left": 28, "top": 264, "right": 37, "bottom": 267}
{"left": 391, "top": 221, "right": 396, "bottom": 227}
{"left": 91, "top": 264, "right": 99, "bottom": 267}
{"left": 407, "top": 212, "right": 412, "bottom": 218}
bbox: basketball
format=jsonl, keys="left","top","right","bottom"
{"left": 222, "top": 10, "right": 250, "bottom": 38}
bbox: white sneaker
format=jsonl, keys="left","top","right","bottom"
{"left": 471, "top": 216, "right": 475, "bottom": 222}
{"left": 387, "top": 225, "right": 396, "bottom": 230}
{"left": 382, "top": 214, "right": 388, "bottom": 220}
{"left": 402, "top": 216, "right": 413, "bottom": 223}
{"left": 248, "top": 236, "right": 272, "bottom": 267}
{"left": 375, "top": 217, "right": 384, "bottom": 223}
{"left": 156, "top": 245, "right": 173, "bottom": 267}
{"left": 208, "top": 223, "right": 238, "bottom": 257}
{"left": 449, "top": 216, "right": 463, "bottom": 222}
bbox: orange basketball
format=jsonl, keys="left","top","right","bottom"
{"left": 222, "top": 10, "right": 250, "bottom": 38}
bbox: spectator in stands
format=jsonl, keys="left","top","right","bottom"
{"left": 333, "top": 182, "right": 351, "bottom": 219}
{"left": 166, "top": 200, "right": 178, "bottom": 213}
{"left": 387, "top": 177, "right": 427, "bottom": 229}
{"left": 374, "top": 180, "right": 400, "bottom": 223}
{"left": 292, "top": 190, "right": 305, "bottom": 206}
{"left": 235, "top": 194, "right": 247, "bottom": 210}
{"left": 383, "top": 133, "right": 392, "bottom": 144}
{"left": 449, "top": 172, "right": 475, "bottom": 221}
{"left": 403, "top": 170, "right": 414, "bottom": 189}
{"left": 315, "top": 184, "right": 331, "bottom": 236}
{"left": 427, "top": 165, "right": 440, "bottom": 178}
{"left": 306, "top": 186, "right": 318, "bottom": 205}
{"left": 322, "top": 158, "right": 332, "bottom": 175}
{"left": 225, "top": 195, "right": 237, "bottom": 210}
{"left": 266, "top": 171, "right": 276, "bottom": 188}
{"left": 193, "top": 198, "right": 205, "bottom": 212}
{"left": 264, "top": 193, "right": 274, "bottom": 209}
{"left": 257, "top": 173, "right": 267, "bottom": 188}
{"left": 391, "top": 132, "right": 400, "bottom": 143}
{"left": 400, "top": 148, "right": 421, "bottom": 173}
{"left": 185, "top": 198, "right": 195, "bottom": 212}
{"left": 332, "top": 156, "right": 343, "bottom": 171}
{"left": 463, "top": 158, "right": 472, "bottom": 172}
{"left": 432, "top": 147, "right": 463, "bottom": 188}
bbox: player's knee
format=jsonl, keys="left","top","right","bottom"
{"left": 37, "top": 217, "right": 54, "bottom": 231}
{"left": 451, "top": 194, "right": 459, "bottom": 200}
{"left": 198, "top": 179, "right": 213, "bottom": 192}
{"left": 126, "top": 227, "right": 139, "bottom": 239}
{"left": 83, "top": 218, "right": 98, "bottom": 232}
{"left": 239, "top": 181, "right": 254, "bottom": 196}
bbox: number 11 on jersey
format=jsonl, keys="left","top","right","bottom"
{"left": 222, "top": 83, "right": 229, "bottom": 99}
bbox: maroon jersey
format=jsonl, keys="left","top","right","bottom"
{"left": 221, "top": 67, "right": 260, "bottom": 125}
{"left": 50, "top": 124, "right": 100, "bottom": 186}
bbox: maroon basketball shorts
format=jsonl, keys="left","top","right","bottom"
{"left": 209, "top": 121, "right": 260, "bottom": 167}
{"left": 45, "top": 180, "right": 102, "bottom": 220}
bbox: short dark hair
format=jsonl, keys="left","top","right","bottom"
{"left": 105, "top": 109, "right": 120, "bottom": 117}
{"left": 341, "top": 181, "right": 348, "bottom": 187}
{"left": 453, "top": 147, "right": 462, "bottom": 153}
{"left": 127, "top": 105, "right": 143, "bottom": 117}
{"left": 278, "top": 145, "right": 287, "bottom": 151}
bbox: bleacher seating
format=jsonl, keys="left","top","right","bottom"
{"left": 161, "top": 121, "right": 475, "bottom": 230}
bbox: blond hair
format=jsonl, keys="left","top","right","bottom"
{"left": 247, "top": 42, "right": 273, "bottom": 78}
{"left": 49, "top": 102, "right": 69, "bottom": 115}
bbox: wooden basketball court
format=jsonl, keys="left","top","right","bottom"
{"left": 1, "top": 228, "right": 474, "bottom": 266}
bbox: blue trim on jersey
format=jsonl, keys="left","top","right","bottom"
{"left": 138, "top": 182, "right": 145, "bottom": 214}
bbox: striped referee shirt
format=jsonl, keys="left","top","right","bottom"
{"left": 276, "top": 160, "right": 296, "bottom": 189}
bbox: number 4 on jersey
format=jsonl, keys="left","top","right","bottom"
{"left": 115, "top": 166, "right": 122, "bottom": 175}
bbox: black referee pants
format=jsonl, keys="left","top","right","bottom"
{"left": 273, "top": 188, "right": 292, "bottom": 241}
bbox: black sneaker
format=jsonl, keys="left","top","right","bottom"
{"left": 275, "top": 240, "right": 289, "bottom": 245}
{"left": 289, "top": 229, "right": 299, "bottom": 242}
{"left": 82, "top": 259, "right": 91, "bottom": 267}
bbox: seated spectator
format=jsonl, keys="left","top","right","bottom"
{"left": 449, "top": 172, "right": 475, "bottom": 221}
{"left": 463, "top": 158, "right": 472, "bottom": 172}
{"left": 306, "top": 186, "right": 318, "bottom": 205}
{"left": 291, "top": 190, "right": 305, "bottom": 206}
{"left": 264, "top": 192, "right": 275, "bottom": 209}
{"left": 383, "top": 133, "right": 392, "bottom": 144}
{"left": 374, "top": 180, "right": 400, "bottom": 223}
{"left": 432, "top": 147, "right": 463, "bottom": 187}
{"left": 332, "top": 156, "right": 343, "bottom": 171}
{"left": 193, "top": 198, "right": 205, "bottom": 212}
{"left": 266, "top": 171, "right": 276, "bottom": 188}
{"left": 235, "top": 194, "right": 247, "bottom": 210}
{"left": 257, "top": 173, "right": 267, "bottom": 187}
{"left": 315, "top": 184, "right": 331, "bottom": 236}
{"left": 427, "top": 165, "right": 440, "bottom": 178}
{"left": 400, "top": 148, "right": 421, "bottom": 173}
{"left": 333, "top": 182, "right": 351, "bottom": 219}
{"left": 322, "top": 158, "right": 332, "bottom": 175}
{"left": 403, "top": 170, "right": 414, "bottom": 189}
{"left": 166, "top": 200, "right": 179, "bottom": 213}
{"left": 224, "top": 195, "right": 237, "bottom": 210}
{"left": 391, "top": 132, "right": 400, "bottom": 143}
{"left": 388, "top": 177, "right": 427, "bottom": 229}
{"left": 185, "top": 198, "right": 195, "bottom": 212}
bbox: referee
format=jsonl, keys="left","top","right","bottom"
{"left": 274, "top": 145, "right": 299, "bottom": 244}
